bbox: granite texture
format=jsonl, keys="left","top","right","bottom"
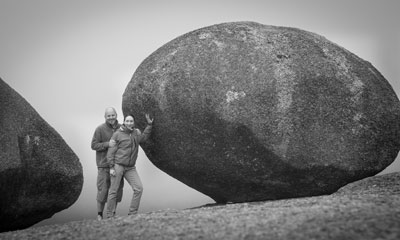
{"left": 1, "top": 172, "right": 399, "bottom": 240}
{"left": 122, "top": 22, "right": 400, "bottom": 203}
{"left": 0, "top": 78, "right": 83, "bottom": 232}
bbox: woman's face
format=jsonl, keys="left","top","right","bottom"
{"left": 124, "top": 116, "right": 134, "bottom": 129}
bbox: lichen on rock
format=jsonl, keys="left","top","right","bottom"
{"left": 122, "top": 21, "right": 400, "bottom": 203}
{"left": 0, "top": 78, "right": 83, "bottom": 232}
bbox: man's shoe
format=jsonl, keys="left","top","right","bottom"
{"left": 97, "top": 215, "right": 103, "bottom": 221}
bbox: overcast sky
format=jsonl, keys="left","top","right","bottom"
{"left": 1, "top": 0, "right": 399, "bottom": 227}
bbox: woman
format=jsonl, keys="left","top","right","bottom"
{"left": 106, "top": 113, "right": 153, "bottom": 218}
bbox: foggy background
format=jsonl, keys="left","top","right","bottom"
{"left": 0, "top": 0, "right": 399, "bottom": 227}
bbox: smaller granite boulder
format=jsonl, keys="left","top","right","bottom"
{"left": 0, "top": 78, "right": 83, "bottom": 232}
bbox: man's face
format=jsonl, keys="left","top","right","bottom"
{"left": 105, "top": 110, "right": 117, "bottom": 125}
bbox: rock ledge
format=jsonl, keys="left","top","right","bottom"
{"left": 1, "top": 172, "right": 399, "bottom": 240}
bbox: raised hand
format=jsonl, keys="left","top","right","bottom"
{"left": 145, "top": 113, "right": 154, "bottom": 125}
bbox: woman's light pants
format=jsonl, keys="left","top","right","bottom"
{"left": 106, "top": 164, "right": 143, "bottom": 218}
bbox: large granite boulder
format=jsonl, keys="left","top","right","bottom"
{"left": 0, "top": 79, "right": 83, "bottom": 232}
{"left": 122, "top": 22, "right": 400, "bottom": 203}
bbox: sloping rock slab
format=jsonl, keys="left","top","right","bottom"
{"left": 1, "top": 172, "right": 399, "bottom": 239}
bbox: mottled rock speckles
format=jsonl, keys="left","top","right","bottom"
{"left": 0, "top": 78, "right": 83, "bottom": 232}
{"left": 122, "top": 22, "right": 400, "bottom": 203}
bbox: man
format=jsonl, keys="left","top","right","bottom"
{"left": 91, "top": 107, "right": 124, "bottom": 220}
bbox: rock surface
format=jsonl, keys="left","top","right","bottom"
{"left": 1, "top": 172, "right": 399, "bottom": 239}
{"left": 0, "top": 79, "right": 83, "bottom": 232}
{"left": 122, "top": 21, "right": 400, "bottom": 203}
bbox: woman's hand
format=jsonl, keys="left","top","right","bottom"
{"left": 145, "top": 113, "right": 154, "bottom": 125}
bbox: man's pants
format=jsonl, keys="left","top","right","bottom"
{"left": 97, "top": 167, "right": 123, "bottom": 212}
{"left": 106, "top": 164, "right": 143, "bottom": 217}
